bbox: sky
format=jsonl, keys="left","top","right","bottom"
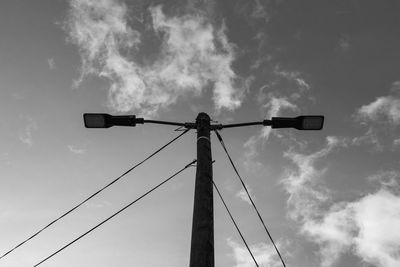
{"left": 1, "top": 0, "right": 400, "bottom": 266}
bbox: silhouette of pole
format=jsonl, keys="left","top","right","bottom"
{"left": 189, "top": 112, "right": 214, "bottom": 267}
{"left": 82, "top": 112, "right": 323, "bottom": 267}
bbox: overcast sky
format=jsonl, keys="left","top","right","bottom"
{"left": 1, "top": 0, "right": 400, "bottom": 266}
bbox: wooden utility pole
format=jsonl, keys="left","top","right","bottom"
{"left": 189, "top": 112, "right": 214, "bottom": 267}
{"left": 83, "top": 112, "right": 323, "bottom": 267}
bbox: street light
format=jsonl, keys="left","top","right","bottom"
{"left": 83, "top": 113, "right": 324, "bottom": 131}
{"left": 263, "top": 115, "right": 324, "bottom": 130}
{"left": 83, "top": 112, "right": 324, "bottom": 267}
{"left": 83, "top": 113, "right": 144, "bottom": 128}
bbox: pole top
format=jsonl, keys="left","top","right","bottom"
{"left": 196, "top": 112, "right": 211, "bottom": 121}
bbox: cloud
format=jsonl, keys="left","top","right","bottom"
{"left": 273, "top": 67, "right": 311, "bottom": 92}
{"left": 393, "top": 138, "right": 400, "bottom": 147}
{"left": 66, "top": 0, "right": 243, "bottom": 116}
{"left": 303, "top": 186, "right": 400, "bottom": 267}
{"left": 301, "top": 202, "right": 355, "bottom": 267}
{"left": 354, "top": 85, "right": 400, "bottom": 150}
{"left": 337, "top": 34, "right": 350, "bottom": 52}
{"left": 283, "top": 136, "right": 344, "bottom": 222}
{"left": 47, "top": 58, "right": 56, "bottom": 70}
{"left": 18, "top": 116, "right": 38, "bottom": 147}
{"left": 350, "top": 188, "right": 400, "bottom": 267}
{"left": 67, "top": 144, "right": 86, "bottom": 155}
{"left": 227, "top": 238, "right": 283, "bottom": 267}
{"left": 235, "top": 184, "right": 255, "bottom": 205}
{"left": 367, "top": 170, "right": 400, "bottom": 189}
{"left": 391, "top": 81, "right": 400, "bottom": 92}
{"left": 241, "top": 94, "right": 298, "bottom": 172}
{"left": 84, "top": 200, "right": 112, "bottom": 209}
{"left": 351, "top": 127, "right": 382, "bottom": 151}
{"left": 241, "top": 67, "right": 307, "bottom": 171}
{"left": 149, "top": 6, "right": 243, "bottom": 111}
{"left": 251, "top": 0, "right": 270, "bottom": 22}
{"left": 242, "top": 135, "right": 263, "bottom": 171}
{"left": 261, "top": 95, "right": 298, "bottom": 140}
{"left": 1, "top": 152, "right": 12, "bottom": 166}
{"left": 281, "top": 136, "right": 349, "bottom": 266}
{"left": 282, "top": 138, "right": 400, "bottom": 267}
{"left": 357, "top": 96, "right": 400, "bottom": 125}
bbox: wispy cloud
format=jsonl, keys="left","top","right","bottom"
{"left": 391, "top": 81, "right": 400, "bottom": 92}
{"left": 251, "top": 0, "right": 270, "bottom": 22}
{"left": 242, "top": 135, "right": 263, "bottom": 171}
{"left": 66, "top": 0, "right": 243, "bottom": 116}
{"left": 235, "top": 184, "right": 255, "bottom": 205}
{"left": 242, "top": 93, "right": 298, "bottom": 170}
{"left": 261, "top": 95, "right": 298, "bottom": 140}
{"left": 47, "top": 58, "right": 56, "bottom": 70}
{"left": 351, "top": 127, "right": 382, "bottom": 151}
{"left": 84, "top": 200, "right": 112, "bottom": 209}
{"left": 393, "top": 138, "right": 400, "bottom": 147}
{"left": 227, "top": 238, "right": 283, "bottom": 267}
{"left": 282, "top": 137, "right": 400, "bottom": 267}
{"left": 1, "top": 152, "right": 12, "bottom": 166}
{"left": 337, "top": 34, "right": 350, "bottom": 52}
{"left": 354, "top": 82, "right": 400, "bottom": 149}
{"left": 273, "top": 66, "right": 311, "bottom": 92}
{"left": 242, "top": 65, "right": 312, "bottom": 171}
{"left": 283, "top": 136, "right": 345, "bottom": 222}
{"left": 367, "top": 170, "right": 400, "bottom": 189}
{"left": 67, "top": 144, "right": 86, "bottom": 155}
{"left": 357, "top": 96, "right": 400, "bottom": 125}
{"left": 282, "top": 136, "right": 349, "bottom": 267}
{"left": 18, "top": 116, "right": 38, "bottom": 147}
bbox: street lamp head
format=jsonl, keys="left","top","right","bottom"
{"left": 268, "top": 115, "right": 324, "bottom": 130}
{"left": 84, "top": 113, "right": 112, "bottom": 128}
{"left": 298, "top": 116, "right": 324, "bottom": 130}
{"left": 83, "top": 113, "right": 143, "bottom": 128}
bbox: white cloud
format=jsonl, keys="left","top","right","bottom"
{"left": 273, "top": 67, "right": 310, "bottom": 92}
{"left": 1, "top": 152, "right": 12, "bottom": 166}
{"left": 251, "top": 0, "right": 270, "bottom": 22}
{"left": 351, "top": 127, "right": 382, "bottom": 151}
{"left": 235, "top": 184, "right": 255, "bottom": 205}
{"left": 282, "top": 138, "right": 400, "bottom": 267}
{"left": 367, "top": 170, "right": 400, "bottom": 189}
{"left": 354, "top": 88, "right": 400, "bottom": 150}
{"left": 302, "top": 202, "right": 355, "bottom": 267}
{"left": 282, "top": 136, "right": 344, "bottom": 222}
{"left": 357, "top": 96, "right": 400, "bottom": 125}
{"left": 242, "top": 135, "right": 263, "bottom": 171}
{"left": 261, "top": 95, "right": 298, "bottom": 140}
{"left": 337, "top": 35, "right": 350, "bottom": 52}
{"left": 241, "top": 94, "right": 298, "bottom": 172}
{"left": 84, "top": 200, "right": 112, "bottom": 209}
{"left": 66, "top": 0, "right": 243, "bottom": 116}
{"left": 391, "top": 81, "right": 400, "bottom": 92}
{"left": 68, "top": 144, "right": 86, "bottom": 155}
{"left": 149, "top": 6, "right": 242, "bottom": 112}
{"left": 47, "top": 58, "right": 56, "bottom": 70}
{"left": 227, "top": 238, "right": 282, "bottom": 267}
{"left": 351, "top": 189, "right": 400, "bottom": 267}
{"left": 18, "top": 116, "right": 38, "bottom": 147}
{"left": 264, "top": 95, "right": 298, "bottom": 119}
{"left": 304, "top": 187, "right": 400, "bottom": 267}
{"left": 393, "top": 138, "right": 400, "bottom": 147}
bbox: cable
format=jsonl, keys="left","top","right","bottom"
{"left": 213, "top": 181, "right": 259, "bottom": 267}
{"left": 33, "top": 159, "right": 196, "bottom": 267}
{"left": 0, "top": 129, "right": 190, "bottom": 260}
{"left": 214, "top": 130, "right": 287, "bottom": 267}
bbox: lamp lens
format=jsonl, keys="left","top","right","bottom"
{"left": 302, "top": 116, "right": 323, "bottom": 130}
{"left": 84, "top": 114, "right": 107, "bottom": 128}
